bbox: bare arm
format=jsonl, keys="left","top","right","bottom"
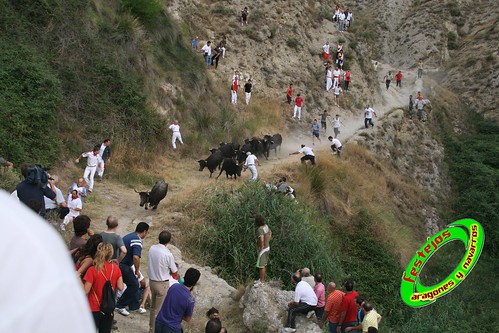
{"left": 116, "top": 276, "right": 124, "bottom": 291}
{"left": 77, "top": 257, "right": 93, "bottom": 278}
{"left": 133, "top": 255, "right": 141, "bottom": 279}
{"left": 83, "top": 280, "right": 92, "bottom": 295}
{"left": 258, "top": 235, "right": 264, "bottom": 251}
{"left": 117, "top": 246, "right": 127, "bottom": 264}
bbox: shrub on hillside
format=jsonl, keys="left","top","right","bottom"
{"left": 0, "top": 41, "right": 61, "bottom": 167}
{"left": 121, "top": 0, "right": 162, "bottom": 24}
{"left": 190, "top": 182, "right": 343, "bottom": 287}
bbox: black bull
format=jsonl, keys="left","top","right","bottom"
{"left": 135, "top": 180, "right": 168, "bottom": 210}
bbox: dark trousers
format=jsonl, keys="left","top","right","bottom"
{"left": 321, "top": 121, "right": 327, "bottom": 130}
{"left": 116, "top": 264, "right": 140, "bottom": 311}
{"left": 344, "top": 80, "right": 349, "bottom": 90}
{"left": 301, "top": 155, "right": 316, "bottom": 165}
{"left": 396, "top": 80, "right": 401, "bottom": 87}
{"left": 155, "top": 320, "right": 181, "bottom": 333}
{"left": 364, "top": 118, "right": 374, "bottom": 128}
{"left": 315, "top": 306, "right": 325, "bottom": 321}
{"left": 92, "top": 311, "right": 114, "bottom": 333}
{"left": 287, "top": 302, "right": 316, "bottom": 328}
{"left": 341, "top": 321, "right": 357, "bottom": 333}
{"left": 385, "top": 80, "right": 391, "bottom": 90}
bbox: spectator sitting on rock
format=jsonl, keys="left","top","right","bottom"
{"left": 284, "top": 271, "right": 318, "bottom": 332}
{"left": 45, "top": 174, "right": 69, "bottom": 221}
{"left": 70, "top": 177, "right": 87, "bottom": 201}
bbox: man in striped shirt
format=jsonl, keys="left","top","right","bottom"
{"left": 116, "top": 222, "right": 150, "bottom": 316}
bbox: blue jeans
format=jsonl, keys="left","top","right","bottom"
{"left": 205, "top": 55, "right": 211, "bottom": 65}
{"left": 341, "top": 321, "right": 357, "bottom": 333}
{"left": 154, "top": 320, "right": 181, "bottom": 333}
{"left": 339, "top": 21, "right": 344, "bottom": 32}
{"left": 328, "top": 321, "right": 339, "bottom": 333}
{"left": 116, "top": 264, "right": 140, "bottom": 311}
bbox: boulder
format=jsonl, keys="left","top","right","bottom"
{"left": 240, "top": 282, "right": 322, "bottom": 333}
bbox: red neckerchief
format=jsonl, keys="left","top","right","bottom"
{"left": 93, "top": 151, "right": 98, "bottom": 156}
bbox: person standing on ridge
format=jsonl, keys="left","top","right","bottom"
{"left": 383, "top": 71, "right": 392, "bottom": 90}
{"left": 201, "top": 41, "right": 212, "bottom": 66}
{"left": 168, "top": 120, "right": 183, "bottom": 150}
{"left": 97, "top": 139, "right": 111, "bottom": 181}
{"left": 254, "top": 214, "right": 272, "bottom": 286}
{"left": 326, "top": 66, "right": 333, "bottom": 92}
{"left": 343, "top": 69, "right": 351, "bottom": 91}
{"left": 231, "top": 74, "right": 239, "bottom": 105}
{"left": 244, "top": 79, "right": 253, "bottom": 105}
{"left": 323, "top": 41, "right": 331, "bottom": 63}
{"left": 293, "top": 93, "right": 304, "bottom": 120}
{"left": 286, "top": 83, "right": 293, "bottom": 104}
{"left": 191, "top": 36, "right": 198, "bottom": 51}
{"left": 241, "top": 7, "right": 249, "bottom": 26}
{"left": 417, "top": 60, "right": 423, "bottom": 79}
{"left": 395, "top": 71, "right": 402, "bottom": 88}
{"left": 408, "top": 95, "right": 415, "bottom": 119}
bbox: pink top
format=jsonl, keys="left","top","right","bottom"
{"left": 314, "top": 282, "right": 326, "bottom": 308}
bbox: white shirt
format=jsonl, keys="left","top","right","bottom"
{"left": 82, "top": 151, "right": 100, "bottom": 167}
{"left": 331, "top": 138, "right": 342, "bottom": 148}
{"left": 326, "top": 70, "right": 332, "bottom": 78}
{"left": 147, "top": 244, "right": 178, "bottom": 282}
{"left": 347, "top": 12, "right": 353, "bottom": 20}
{"left": 0, "top": 191, "right": 95, "bottom": 333}
{"left": 294, "top": 281, "right": 318, "bottom": 306}
{"left": 333, "top": 118, "right": 342, "bottom": 128}
{"left": 333, "top": 69, "right": 341, "bottom": 77}
{"left": 169, "top": 124, "right": 180, "bottom": 133}
{"left": 339, "top": 12, "right": 346, "bottom": 21}
{"left": 202, "top": 44, "right": 211, "bottom": 56}
{"left": 334, "top": 86, "right": 342, "bottom": 95}
{"left": 67, "top": 195, "right": 82, "bottom": 217}
{"left": 323, "top": 44, "right": 330, "bottom": 54}
{"left": 44, "top": 184, "right": 65, "bottom": 210}
{"left": 99, "top": 143, "right": 106, "bottom": 157}
{"left": 299, "top": 146, "right": 314, "bottom": 156}
{"left": 364, "top": 107, "right": 375, "bottom": 118}
{"left": 245, "top": 154, "right": 258, "bottom": 166}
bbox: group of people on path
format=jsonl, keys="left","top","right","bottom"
{"left": 68, "top": 214, "right": 207, "bottom": 333}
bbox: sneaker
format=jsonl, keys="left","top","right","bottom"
{"left": 306, "top": 311, "right": 315, "bottom": 319}
{"left": 60, "top": 224, "right": 66, "bottom": 231}
{"left": 284, "top": 328, "right": 296, "bottom": 333}
{"left": 254, "top": 280, "right": 263, "bottom": 286}
{"left": 131, "top": 307, "right": 146, "bottom": 314}
{"left": 116, "top": 308, "right": 130, "bottom": 316}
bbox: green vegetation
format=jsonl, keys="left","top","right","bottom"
{"left": 447, "top": 31, "right": 458, "bottom": 49}
{"left": 188, "top": 182, "right": 344, "bottom": 287}
{"left": 286, "top": 38, "right": 299, "bottom": 49}
{"left": 121, "top": 0, "right": 162, "bottom": 24}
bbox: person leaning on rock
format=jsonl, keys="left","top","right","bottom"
{"left": 284, "top": 271, "right": 318, "bottom": 332}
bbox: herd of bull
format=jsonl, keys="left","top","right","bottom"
{"left": 198, "top": 134, "right": 283, "bottom": 179}
{"left": 135, "top": 134, "right": 283, "bottom": 210}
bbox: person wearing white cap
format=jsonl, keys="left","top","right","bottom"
{"left": 244, "top": 151, "right": 260, "bottom": 181}
{"left": 168, "top": 120, "right": 184, "bottom": 150}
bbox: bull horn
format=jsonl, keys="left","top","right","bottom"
{"left": 134, "top": 188, "right": 140, "bottom": 193}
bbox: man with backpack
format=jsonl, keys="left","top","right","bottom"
{"left": 16, "top": 164, "right": 56, "bottom": 217}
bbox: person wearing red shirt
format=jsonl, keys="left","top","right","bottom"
{"left": 343, "top": 70, "right": 351, "bottom": 91}
{"left": 337, "top": 281, "right": 360, "bottom": 333}
{"left": 286, "top": 83, "right": 293, "bottom": 104}
{"left": 84, "top": 243, "right": 124, "bottom": 333}
{"left": 293, "top": 93, "right": 304, "bottom": 120}
{"left": 395, "top": 71, "right": 403, "bottom": 88}
{"left": 231, "top": 77, "right": 239, "bottom": 105}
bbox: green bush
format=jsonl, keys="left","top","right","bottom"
{"left": 447, "top": 31, "right": 458, "bottom": 49}
{"left": 0, "top": 41, "right": 62, "bottom": 167}
{"left": 121, "top": 0, "right": 162, "bottom": 24}
{"left": 190, "top": 182, "right": 344, "bottom": 287}
{"left": 286, "top": 38, "right": 299, "bottom": 49}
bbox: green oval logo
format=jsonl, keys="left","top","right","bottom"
{"left": 400, "top": 218, "right": 485, "bottom": 307}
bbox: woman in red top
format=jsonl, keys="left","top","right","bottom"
{"left": 84, "top": 243, "right": 124, "bottom": 333}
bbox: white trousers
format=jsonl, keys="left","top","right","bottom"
{"left": 221, "top": 47, "right": 226, "bottom": 58}
{"left": 231, "top": 91, "right": 238, "bottom": 104}
{"left": 83, "top": 166, "right": 97, "bottom": 191}
{"left": 333, "top": 77, "right": 339, "bottom": 88}
{"left": 326, "top": 78, "right": 333, "bottom": 91}
{"left": 172, "top": 132, "right": 183, "bottom": 149}
{"left": 293, "top": 106, "right": 302, "bottom": 119}
{"left": 97, "top": 160, "right": 105, "bottom": 178}
{"left": 248, "top": 165, "right": 258, "bottom": 180}
{"left": 245, "top": 92, "right": 251, "bottom": 105}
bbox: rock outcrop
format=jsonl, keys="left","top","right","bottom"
{"left": 240, "top": 282, "right": 322, "bottom": 333}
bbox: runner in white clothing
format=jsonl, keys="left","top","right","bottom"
{"left": 364, "top": 105, "right": 377, "bottom": 128}
{"left": 328, "top": 136, "right": 343, "bottom": 158}
{"left": 75, "top": 145, "right": 101, "bottom": 192}
{"left": 168, "top": 120, "right": 183, "bottom": 150}
{"left": 289, "top": 144, "right": 316, "bottom": 165}
{"left": 332, "top": 114, "right": 343, "bottom": 138}
{"left": 244, "top": 152, "right": 260, "bottom": 181}
{"left": 332, "top": 67, "right": 341, "bottom": 89}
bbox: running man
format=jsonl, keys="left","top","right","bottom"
{"left": 289, "top": 144, "right": 316, "bottom": 165}
{"left": 168, "top": 120, "right": 184, "bottom": 150}
{"left": 293, "top": 93, "right": 304, "bottom": 120}
{"left": 312, "top": 119, "right": 321, "bottom": 145}
{"left": 364, "top": 105, "right": 377, "bottom": 128}
{"left": 332, "top": 114, "right": 343, "bottom": 138}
